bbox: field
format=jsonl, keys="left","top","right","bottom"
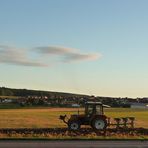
{"left": 0, "top": 108, "right": 147, "bottom": 128}
{"left": 0, "top": 108, "right": 147, "bottom": 139}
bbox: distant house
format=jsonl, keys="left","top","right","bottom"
{"left": 2, "top": 99, "right": 13, "bottom": 103}
{"left": 71, "top": 104, "right": 80, "bottom": 108}
{"left": 130, "top": 103, "right": 148, "bottom": 109}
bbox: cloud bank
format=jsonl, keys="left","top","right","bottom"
{"left": 0, "top": 45, "right": 102, "bottom": 67}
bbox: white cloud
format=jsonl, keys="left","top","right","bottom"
{"left": 35, "top": 46, "right": 102, "bottom": 63}
{"left": 35, "top": 46, "right": 75, "bottom": 55}
{"left": 0, "top": 45, "right": 102, "bottom": 67}
{"left": 63, "top": 53, "right": 101, "bottom": 63}
{"left": 0, "top": 45, "right": 47, "bottom": 67}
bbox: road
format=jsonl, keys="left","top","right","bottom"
{"left": 0, "top": 140, "right": 147, "bottom": 148}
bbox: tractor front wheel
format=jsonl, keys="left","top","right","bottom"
{"left": 91, "top": 118, "right": 107, "bottom": 130}
{"left": 68, "top": 121, "right": 80, "bottom": 131}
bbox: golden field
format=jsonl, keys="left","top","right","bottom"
{"left": 0, "top": 108, "right": 147, "bottom": 128}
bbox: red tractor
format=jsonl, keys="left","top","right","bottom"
{"left": 59, "top": 101, "right": 110, "bottom": 131}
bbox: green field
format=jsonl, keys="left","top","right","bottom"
{"left": 0, "top": 108, "right": 147, "bottom": 128}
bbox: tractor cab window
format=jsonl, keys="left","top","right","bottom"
{"left": 96, "top": 105, "right": 103, "bottom": 115}
{"left": 85, "top": 104, "right": 95, "bottom": 116}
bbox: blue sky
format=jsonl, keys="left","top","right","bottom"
{"left": 0, "top": 0, "right": 148, "bottom": 98}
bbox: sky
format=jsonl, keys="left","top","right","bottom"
{"left": 0, "top": 0, "right": 148, "bottom": 98}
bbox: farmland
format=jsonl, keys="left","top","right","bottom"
{"left": 0, "top": 108, "right": 147, "bottom": 128}
{"left": 0, "top": 108, "right": 147, "bottom": 139}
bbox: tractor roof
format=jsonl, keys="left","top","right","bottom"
{"left": 85, "top": 101, "right": 110, "bottom": 108}
{"left": 85, "top": 101, "right": 102, "bottom": 105}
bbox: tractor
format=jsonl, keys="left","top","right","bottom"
{"left": 59, "top": 101, "right": 110, "bottom": 131}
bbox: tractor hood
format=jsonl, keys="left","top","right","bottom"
{"left": 70, "top": 114, "right": 85, "bottom": 120}
{"left": 71, "top": 114, "right": 85, "bottom": 117}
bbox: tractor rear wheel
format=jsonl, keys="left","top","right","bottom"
{"left": 68, "top": 121, "right": 80, "bottom": 131}
{"left": 91, "top": 118, "right": 107, "bottom": 130}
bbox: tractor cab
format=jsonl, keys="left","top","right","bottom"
{"left": 85, "top": 102, "right": 106, "bottom": 117}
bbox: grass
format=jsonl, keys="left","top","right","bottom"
{"left": 0, "top": 108, "right": 73, "bottom": 128}
{"left": 0, "top": 108, "right": 147, "bottom": 128}
{"left": 0, "top": 103, "right": 21, "bottom": 109}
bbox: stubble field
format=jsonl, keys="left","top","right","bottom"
{"left": 0, "top": 108, "right": 147, "bottom": 128}
{"left": 0, "top": 108, "right": 147, "bottom": 139}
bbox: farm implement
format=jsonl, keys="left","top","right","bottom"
{"left": 59, "top": 101, "right": 135, "bottom": 131}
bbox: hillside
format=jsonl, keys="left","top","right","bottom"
{"left": 0, "top": 87, "right": 89, "bottom": 98}
{"left": 0, "top": 87, "right": 147, "bottom": 108}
